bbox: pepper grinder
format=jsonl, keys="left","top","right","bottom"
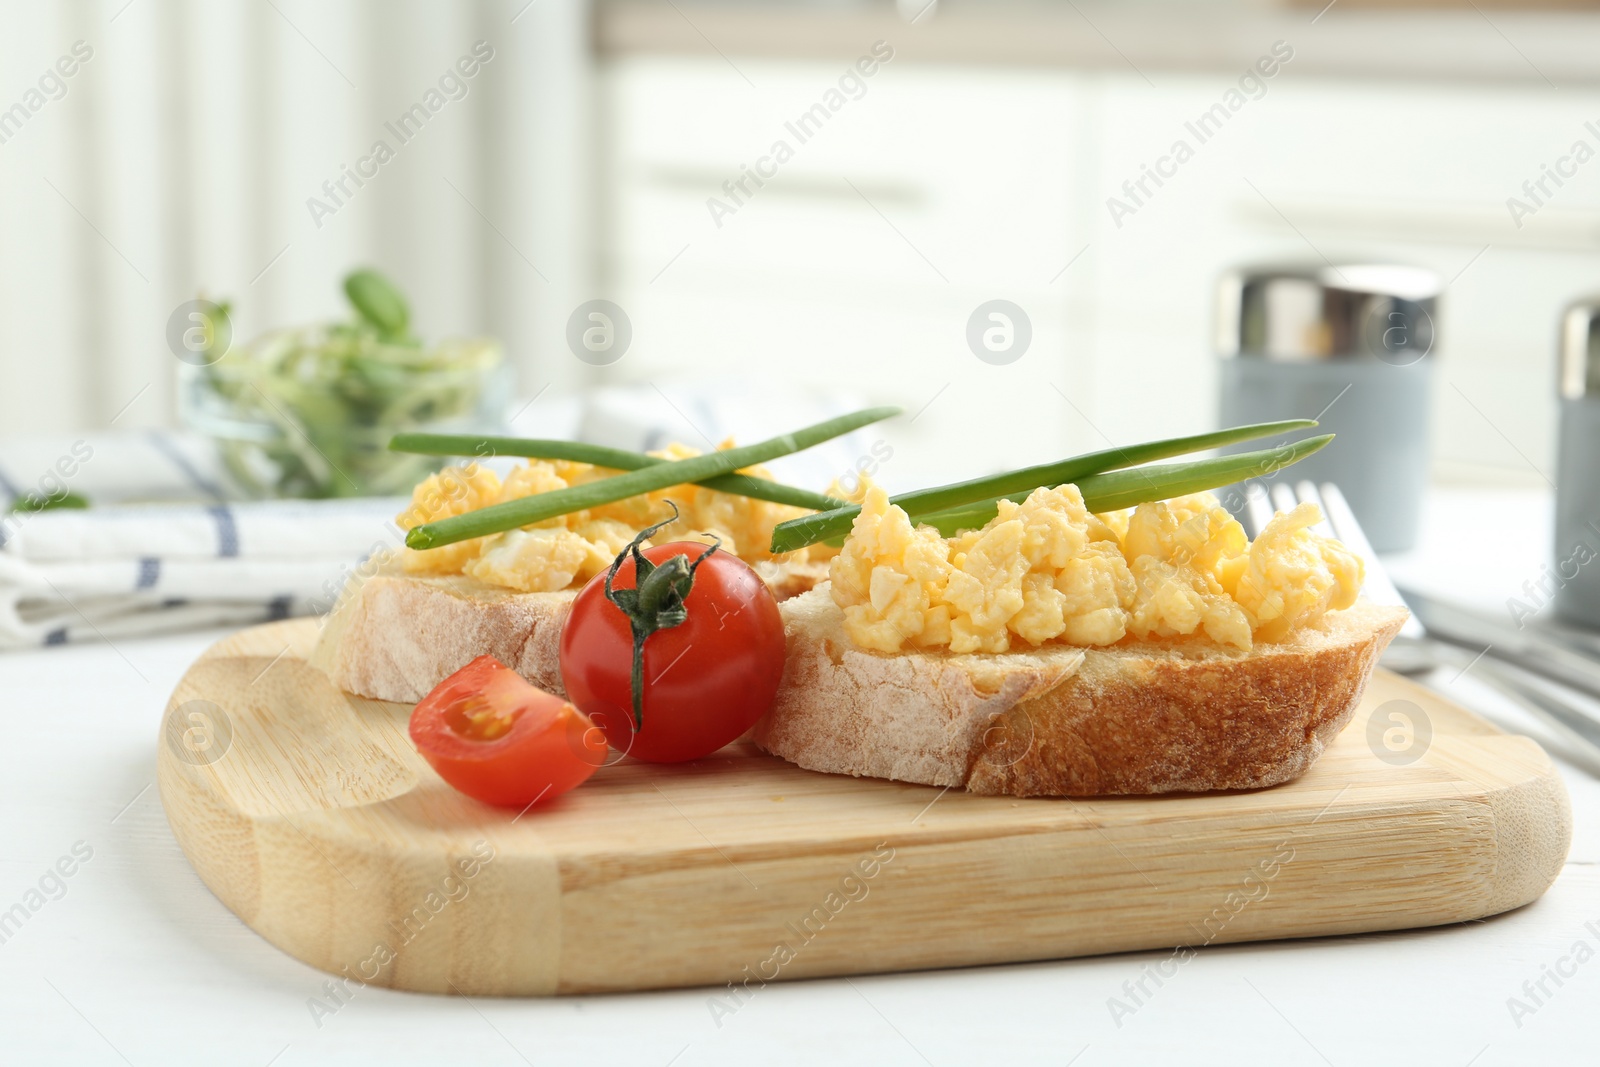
{"left": 1216, "top": 264, "right": 1441, "bottom": 552}
{"left": 1555, "top": 298, "right": 1600, "bottom": 629}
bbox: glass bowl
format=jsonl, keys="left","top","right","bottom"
{"left": 178, "top": 325, "right": 508, "bottom": 499}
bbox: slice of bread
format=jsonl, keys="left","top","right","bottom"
{"left": 310, "top": 557, "right": 831, "bottom": 704}
{"left": 749, "top": 585, "right": 1408, "bottom": 796}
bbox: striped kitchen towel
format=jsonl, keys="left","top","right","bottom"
{"left": 0, "top": 496, "right": 406, "bottom": 650}
{"left": 0, "top": 430, "right": 233, "bottom": 514}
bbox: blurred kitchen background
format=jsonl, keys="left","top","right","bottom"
{"left": 5, "top": 0, "right": 1592, "bottom": 478}
{"left": 5, "top": 0, "right": 1600, "bottom": 643}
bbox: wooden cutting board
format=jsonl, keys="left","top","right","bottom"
{"left": 158, "top": 619, "right": 1571, "bottom": 996}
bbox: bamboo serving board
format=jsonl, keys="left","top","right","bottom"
{"left": 159, "top": 619, "right": 1571, "bottom": 996}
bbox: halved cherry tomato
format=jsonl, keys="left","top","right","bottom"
{"left": 409, "top": 655, "right": 606, "bottom": 808}
{"left": 559, "top": 541, "right": 786, "bottom": 763}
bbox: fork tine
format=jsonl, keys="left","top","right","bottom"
{"left": 1319, "top": 482, "right": 1425, "bottom": 637}
{"left": 1269, "top": 480, "right": 1298, "bottom": 518}
{"left": 1294, "top": 480, "right": 1337, "bottom": 539}
{"left": 1243, "top": 480, "right": 1274, "bottom": 540}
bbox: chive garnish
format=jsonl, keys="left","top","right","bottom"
{"left": 388, "top": 434, "right": 845, "bottom": 513}
{"left": 903, "top": 435, "right": 1335, "bottom": 539}
{"left": 767, "top": 419, "right": 1319, "bottom": 553}
{"left": 404, "top": 406, "right": 900, "bottom": 551}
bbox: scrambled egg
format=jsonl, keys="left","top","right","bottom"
{"left": 1230, "top": 502, "right": 1365, "bottom": 642}
{"left": 830, "top": 480, "right": 1363, "bottom": 654}
{"left": 465, "top": 520, "right": 639, "bottom": 593}
{"left": 393, "top": 464, "right": 503, "bottom": 577}
{"left": 396, "top": 442, "right": 820, "bottom": 593}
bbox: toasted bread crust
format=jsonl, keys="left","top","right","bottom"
{"left": 751, "top": 586, "right": 1408, "bottom": 796}
{"left": 312, "top": 559, "right": 833, "bottom": 704}
{"left": 311, "top": 573, "right": 575, "bottom": 703}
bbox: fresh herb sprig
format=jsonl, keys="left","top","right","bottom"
{"left": 767, "top": 419, "right": 1319, "bottom": 553}
{"left": 902, "top": 435, "right": 1333, "bottom": 538}
{"left": 6, "top": 491, "right": 90, "bottom": 514}
{"left": 404, "top": 406, "right": 901, "bottom": 550}
{"left": 389, "top": 434, "right": 846, "bottom": 513}
{"left": 342, "top": 268, "right": 414, "bottom": 344}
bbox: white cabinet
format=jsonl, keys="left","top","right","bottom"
{"left": 602, "top": 55, "right": 1600, "bottom": 489}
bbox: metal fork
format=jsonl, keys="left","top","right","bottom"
{"left": 1238, "top": 479, "right": 1600, "bottom": 777}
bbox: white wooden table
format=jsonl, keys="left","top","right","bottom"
{"left": 1, "top": 488, "right": 1594, "bottom": 1066}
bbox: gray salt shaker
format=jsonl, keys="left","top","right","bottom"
{"left": 1555, "top": 298, "right": 1600, "bottom": 629}
{"left": 1216, "top": 264, "right": 1441, "bottom": 552}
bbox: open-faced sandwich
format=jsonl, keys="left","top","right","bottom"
{"left": 313, "top": 409, "right": 1405, "bottom": 803}
{"left": 757, "top": 483, "right": 1405, "bottom": 796}
{"left": 312, "top": 434, "right": 844, "bottom": 703}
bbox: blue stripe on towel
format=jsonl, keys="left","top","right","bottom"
{"left": 0, "top": 461, "right": 18, "bottom": 549}
{"left": 208, "top": 505, "right": 239, "bottom": 558}
{"left": 135, "top": 557, "right": 161, "bottom": 590}
{"left": 267, "top": 594, "right": 292, "bottom": 620}
{"left": 146, "top": 430, "right": 227, "bottom": 501}
{"left": 44, "top": 628, "right": 68, "bottom": 646}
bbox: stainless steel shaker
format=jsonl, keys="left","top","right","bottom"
{"left": 1555, "top": 298, "right": 1600, "bottom": 629}
{"left": 1216, "top": 264, "right": 1441, "bottom": 552}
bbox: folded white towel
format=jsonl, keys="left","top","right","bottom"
{"left": 0, "top": 430, "right": 230, "bottom": 510}
{"left": 0, "top": 412, "right": 575, "bottom": 650}
{"left": 0, "top": 495, "right": 404, "bottom": 649}
{"left": 0, "top": 498, "right": 406, "bottom": 563}
{"left": 11, "top": 593, "right": 312, "bottom": 650}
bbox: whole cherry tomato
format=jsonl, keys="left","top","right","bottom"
{"left": 559, "top": 538, "right": 786, "bottom": 763}
{"left": 409, "top": 655, "right": 607, "bottom": 808}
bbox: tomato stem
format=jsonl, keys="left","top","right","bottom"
{"left": 602, "top": 502, "right": 719, "bottom": 730}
